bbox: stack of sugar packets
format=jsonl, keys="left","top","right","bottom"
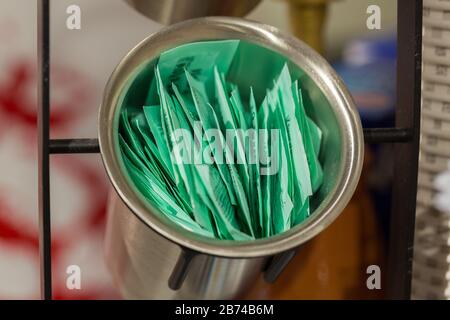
{"left": 119, "top": 40, "right": 323, "bottom": 240}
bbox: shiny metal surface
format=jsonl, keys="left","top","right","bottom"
{"left": 99, "top": 17, "right": 364, "bottom": 299}
{"left": 105, "top": 194, "right": 264, "bottom": 299}
{"left": 125, "top": 0, "right": 261, "bottom": 24}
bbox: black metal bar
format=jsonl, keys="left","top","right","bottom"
{"left": 387, "top": 0, "right": 422, "bottom": 299}
{"left": 50, "top": 139, "right": 100, "bottom": 154}
{"left": 363, "top": 128, "right": 413, "bottom": 143}
{"left": 168, "top": 249, "right": 197, "bottom": 290}
{"left": 34, "top": 0, "right": 420, "bottom": 301}
{"left": 45, "top": 127, "right": 413, "bottom": 157}
{"left": 37, "top": 0, "right": 52, "bottom": 300}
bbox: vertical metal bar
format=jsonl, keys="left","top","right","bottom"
{"left": 38, "top": 0, "right": 52, "bottom": 300}
{"left": 387, "top": 0, "right": 422, "bottom": 299}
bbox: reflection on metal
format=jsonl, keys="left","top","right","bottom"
{"left": 125, "top": 0, "right": 261, "bottom": 24}
{"left": 99, "top": 17, "right": 364, "bottom": 299}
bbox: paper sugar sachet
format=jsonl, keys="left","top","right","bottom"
{"left": 248, "top": 88, "right": 263, "bottom": 234}
{"left": 184, "top": 69, "right": 254, "bottom": 239}
{"left": 118, "top": 40, "right": 324, "bottom": 240}
{"left": 158, "top": 40, "right": 239, "bottom": 96}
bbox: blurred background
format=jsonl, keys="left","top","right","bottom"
{"left": 0, "top": 0, "right": 397, "bottom": 299}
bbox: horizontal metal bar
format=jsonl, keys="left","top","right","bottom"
{"left": 48, "top": 127, "right": 413, "bottom": 155}
{"left": 49, "top": 139, "right": 100, "bottom": 154}
{"left": 363, "top": 127, "right": 413, "bottom": 143}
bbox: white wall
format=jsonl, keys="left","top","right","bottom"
{"left": 248, "top": 0, "right": 398, "bottom": 59}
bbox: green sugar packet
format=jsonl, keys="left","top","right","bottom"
{"left": 143, "top": 105, "right": 174, "bottom": 178}
{"left": 273, "top": 65, "right": 312, "bottom": 204}
{"left": 122, "top": 150, "right": 213, "bottom": 238}
{"left": 156, "top": 67, "right": 198, "bottom": 212}
{"left": 172, "top": 83, "right": 198, "bottom": 130}
{"left": 194, "top": 163, "right": 253, "bottom": 241}
{"left": 307, "top": 116, "right": 322, "bottom": 158}
{"left": 131, "top": 115, "right": 193, "bottom": 212}
{"left": 258, "top": 95, "right": 273, "bottom": 237}
{"left": 293, "top": 197, "right": 310, "bottom": 226}
{"left": 292, "top": 81, "right": 323, "bottom": 193}
{"left": 272, "top": 137, "right": 294, "bottom": 234}
{"left": 248, "top": 88, "right": 263, "bottom": 234}
{"left": 132, "top": 113, "right": 175, "bottom": 184}
{"left": 119, "top": 134, "right": 179, "bottom": 211}
{"left": 184, "top": 70, "right": 239, "bottom": 207}
{"left": 121, "top": 116, "right": 184, "bottom": 208}
{"left": 119, "top": 40, "right": 326, "bottom": 241}
{"left": 171, "top": 98, "right": 216, "bottom": 233}
{"left": 157, "top": 40, "right": 239, "bottom": 96}
{"left": 142, "top": 105, "right": 192, "bottom": 215}
{"left": 211, "top": 72, "right": 255, "bottom": 234}
{"left": 267, "top": 87, "right": 294, "bottom": 203}
{"left": 171, "top": 83, "right": 208, "bottom": 168}
{"left": 268, "top": 95, "right": 296, "bottom": 234}
{"left": 213, "top": 67, "right": 247, "bottom": 172}
{"left": 229, "top": 86, "right": 251, "bottom": 198}
{"left": 185, "top": 70, "right": 254, "bottom": 237}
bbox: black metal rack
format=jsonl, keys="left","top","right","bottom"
{"left": 37, "top": 0, "right": 423, "bottom": 300}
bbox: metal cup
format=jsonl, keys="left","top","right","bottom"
{"left": 125, "top": 0, "right": 261, "bottom": 24}
{"left": 99, "top": 17, "right": 364, "bottom": 299}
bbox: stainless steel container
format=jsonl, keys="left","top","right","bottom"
{"left": 99, "top": 17, "right": 364, "bottom": 299}
{"left": 125, "top": 0, "right": 261, "bottom": 24}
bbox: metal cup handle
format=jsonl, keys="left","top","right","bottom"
{"left": 264, "top": 248, "right": 299, "bottom": 283}
{"left": 168, "top": 248, "right": 198, "bottom": 290}
{"left": 168, "top": 246, "right": 300, "bottom": 290}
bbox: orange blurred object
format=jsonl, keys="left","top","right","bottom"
{"left": 244, "top": 0, "right": 385, "bottom": 300}
{"left": 245, "top": 149, "right": 385, "bottom": 299}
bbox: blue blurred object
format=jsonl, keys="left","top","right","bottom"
{"left": 333, "top": 36, "right": 397, "bottom": 243}
{"left": 333, "top": 36, "right": 396, "bottom": 128}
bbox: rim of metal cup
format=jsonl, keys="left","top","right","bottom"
{"left": 98, "top": 17, "right": 364, "bottom": 258}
